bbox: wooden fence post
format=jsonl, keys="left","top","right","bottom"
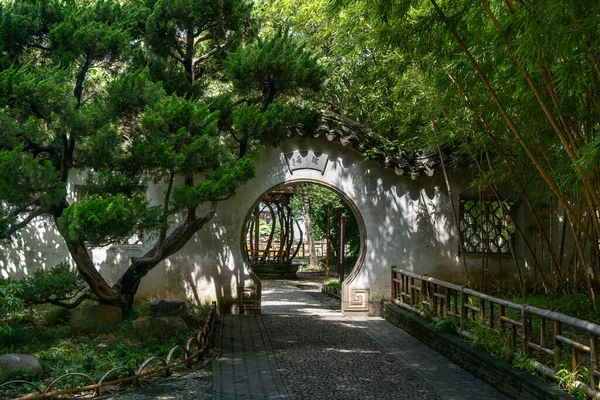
{"left": 522, "top": 308, "right": 531, "bottom": 355}
{"left": 554, "top": 321, "right": 562, "bottom": 367}
{"left": 391, "top": 266, "right": 397, "bottom": 300}
{"left": 460, "top": 290, "right": 467, "bottom": 331}
{"left": 591, "top": 335, "right": 598, "bottom": 388}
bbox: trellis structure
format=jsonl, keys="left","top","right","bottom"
{"left": 243, "top": 189, "right": 303, "bottom": 279}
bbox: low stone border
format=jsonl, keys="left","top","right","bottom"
{"left": 381, "top": 300, "right": 573, "bottom": 400}
{"left": 0, "top": 302, "right": 219, "bottom": 400}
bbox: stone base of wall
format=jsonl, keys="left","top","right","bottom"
{"left": 381, "top": 301, "right": 572, "bottom": 400}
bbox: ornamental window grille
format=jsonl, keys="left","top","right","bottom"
{"left": 459, "top": 197, "right": 516, "bottom": 254}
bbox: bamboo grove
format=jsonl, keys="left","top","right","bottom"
{"left": 259, "top": 0, "right": 600, "bottom": 299}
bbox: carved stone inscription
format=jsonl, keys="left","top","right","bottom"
{"left": 285, "top": 150, "right": 329, "bottom": 174}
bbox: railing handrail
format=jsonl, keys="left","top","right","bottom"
{"left": 0, "top": 302, "right": 219, "bottom": 400}
{"left": 393, "top": 267, "right": 600, "bottom": 336}
{"left": 392, "top": 267, "right": 464, "bottom": 291}
{"left": 524, "top": 305, "right": 600, "bottom": 337}
{"left": 391, "top": 266, "right": 600, "bottom": 397}
{"left": 462, "top": 287, "right": 523, "bottom": 310}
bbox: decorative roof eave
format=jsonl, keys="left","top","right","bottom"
{"left": 288, "top": 111, "right": 452, "bottom": 181}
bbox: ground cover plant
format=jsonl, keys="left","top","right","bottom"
{"left": 0, "top": 299, "right": 211, "bottom": 397}
{"left": 422, "top": 286, "right": 599, "bottom": 398}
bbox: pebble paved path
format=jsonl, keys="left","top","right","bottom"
{"left": 256, "top": 281, "right": 508, "bottom": 400}
{"left": 107, "top": 365, "right": 213, "bottom": 399}
{"left": 110, "top": 279, "right": 509, "bottom": 399}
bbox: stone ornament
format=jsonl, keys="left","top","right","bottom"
{"left": 285, "top": 150, "right": 329, "bottom": 175}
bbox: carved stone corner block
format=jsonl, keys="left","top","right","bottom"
{"left": 237, "top": 286, "right": 260, "bottom": 312}
{"left": 346, "top": 288, "right": 370, "bottom": 312}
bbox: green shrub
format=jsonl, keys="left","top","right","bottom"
{"left": 512, "top": 353, "right": 536, "bottom": 373}
{"left": 433, "top": 315, "right": 460, "bottom": 333}
{"left": 467, "top": 323, "right": 513, "bottom": 362}
{"left": 18, "top": 263, "right": 87, "bottom": 307}
{"left": 42, "top": 306, "right": 72, "bottom": 326}
{"left": 0, "top": 279, "right": 24, "bottom": 332}
{"left": 324, "top": 279, "right": 341, "bottom": 289}
{"left": 555, "top": 365, "right": 587, "bottom": 399}
{"left": 132, "top": 297, "right": 154, "bottom": 318}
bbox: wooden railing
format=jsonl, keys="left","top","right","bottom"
{"left": 0, "top": 302, "right": 219, "bottom": 400}
{"left": 249, "top": 240, "right": 330, "bottom": 260}
{"left": 391, "top": 267, "right": 600, "bottom": 396}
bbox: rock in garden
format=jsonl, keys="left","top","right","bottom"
{"left": 0, "top": 354, "right": 43, "bottom": 383}
{"left": 151, "top": 299, "right": 188, "bottom": 317}
{"left": 133, "top": 317, "right": 188, "bottom": 334}
{"left": 70, "top": 304, "right": 123, "bottom": 333}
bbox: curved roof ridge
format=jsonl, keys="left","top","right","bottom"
{"left": 290, "top": 111, "right": 450, "bottom": 180}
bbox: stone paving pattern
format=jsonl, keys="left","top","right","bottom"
{"left": 107, "top": 366, "right": 212, "bottom": 400}
{"left": 109, "top": 279, "right": 508, "bottom": 399}
{"left": 213, "top": 314, "right": 289, "bottom": 399}
{"left": 259, "top": 281, "right": 507, "bottom": 400}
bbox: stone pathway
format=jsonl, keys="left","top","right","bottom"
{"left": 213, "top": 315, "right": 288, "bottom": 399}
{"left": 109, "top": 279, "right": 509, "bottom": 399}
{"left": 254, "top": 281, "right": 508, "bottom": 400}
{"left": 106, "top": 365, "right": 213, "bottom": 399}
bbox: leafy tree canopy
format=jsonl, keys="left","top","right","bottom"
{"left": 0, "top": 0, "right": 325, "bottom": 313}
{"left": 256, "top": 0, "right": 600, "bottom": 294}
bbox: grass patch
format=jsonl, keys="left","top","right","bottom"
{"left": 0, "top": 300, "right": 211, "bottom": 397}
{"left": 324, "top": 279, "right": 341, "bottom": 289}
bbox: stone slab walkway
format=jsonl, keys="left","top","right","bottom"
{"left": 213, "top": 314, "right": 289, "bottom": 399}
{"left": 109, "top": 279, "right": 509, "bottom": 399}
{"left": 214, "top": 280, "right": 509, "bottom": 400}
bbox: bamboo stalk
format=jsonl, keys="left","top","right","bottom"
{"left": 429, "top": 0, "right": 598, "bottom": 254}
{"left": 479, "top": 0, "right": 600, "bottom": 212}
{"left": 433, "top": 119, "right": 470, "bottom": 283}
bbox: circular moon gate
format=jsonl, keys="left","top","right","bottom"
{"left": 241, "top": 180, "right": 366, "bottom": 285}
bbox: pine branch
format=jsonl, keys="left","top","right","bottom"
{"left": 2, "top": 209, "right": 44, "bottom": 238}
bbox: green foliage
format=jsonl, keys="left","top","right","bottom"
{"left": 288, "top": 183, "right": 360, "bottom": 258}
{"left": 256, "top": 0, "right": 600, "bottom": 298}
{"left": 556, "top": 293, "right": 597, "bottom": 322}
{"left": 226, "top": 30, "right": 326, "bottom": 102}
{"left": 555, "top": 365, "right": 587, "bottom": 399}
{"left": 324, "top": 279, "right": 341, "bottom": 289}
{"left": 232, "top": 102, "right": 320, "bottom": 146}
{"left": 467, "top": 323, "right": 513, "bottom": 363}
{"left": 512, "top": 353, "right": 536, "bottom": 374}
{"left": 0, "top": 300, "right": 209, "bottom": 393}
{"left": 433, "top": 314, "right": 459, "bottom": 334}
{"left": 0, "top": 279, "right": 23, "bottom": 319}
{"left": 174, "top": 156, "right": 256, "bottom": 207}
{"left": 133, "top": 95, "right": 223, "bottom": 173}
{"left": 0, "top": 147, "right": 65, "bottom": 213}
{"left": 16, "top": 263, "right": 86, "bottom": 307}
{"left": 0, "top": 0, "right": 327, "bottom": 311}
{"left": 58, "top": 194, "right": 160, "bottom": 246}
{"left": 507, "top": 292, "right": 600, "bottom": 325}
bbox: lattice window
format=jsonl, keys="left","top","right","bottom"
{"left": 459, "top": 197, "right": 515, "bottom": 254}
